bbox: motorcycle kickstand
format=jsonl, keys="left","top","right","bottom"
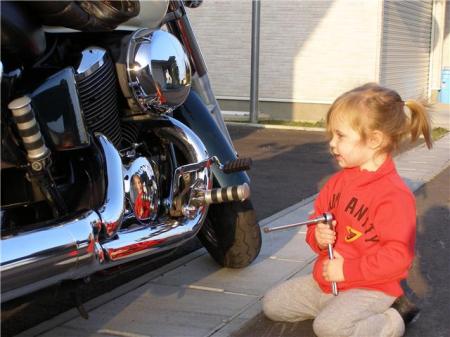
{"left": 70, "top": 282, "right": 90, "bottom": 320}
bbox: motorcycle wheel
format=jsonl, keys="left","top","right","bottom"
{"left": 198, "top": 199, "right": 262, "bottom": 268}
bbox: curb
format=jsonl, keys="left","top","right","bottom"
{"left": 225, "top": 121, "right": 326, "bottom": 132}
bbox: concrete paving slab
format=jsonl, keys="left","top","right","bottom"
{"left": 36, "top": 326, "right": 92, "bottom": 337}
{"left": 395, "top": 134, "right": 450, "bottom": 191}
{"left": 38, "top": 283, "right": 256, "bottom": 337}
{"left": 261, "top": 231, "right": 316, "bottom": 262}
{"left": 211, "top": 263, "right": 315, "bottom": 337}
{"left": 429, "top": 103, "right": 450, "bottom": 129}
{"left": 152, "top": 253, "right": 307, "bottom": 296}
{"left": 209, "top": 303, "right": 263, "bottom": 337}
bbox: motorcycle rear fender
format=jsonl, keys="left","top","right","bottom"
{"left": 174, "top": 90, "right": 250, "bottom": 187}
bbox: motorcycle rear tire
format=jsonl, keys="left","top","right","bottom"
{"left": 199, "top": 199, "right": 261, "bottom": 268}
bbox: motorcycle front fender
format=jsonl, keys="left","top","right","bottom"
{"left": 174, "top": 90, "right": 250, "bottom": 187}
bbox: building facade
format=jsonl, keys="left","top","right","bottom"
{"left": 187, "top": 0, "right": 449, "bottom": 122}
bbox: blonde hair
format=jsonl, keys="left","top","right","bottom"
{"left": 326, "top": 83, "right": 432, "bottom": 153}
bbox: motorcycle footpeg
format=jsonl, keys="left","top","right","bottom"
{"left": 222, "top": 158, "right": 252, "bottom": 173}
{"left": 203, "top": 183, "right": 250, "bottom": 205}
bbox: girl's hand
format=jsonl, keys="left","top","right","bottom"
{"left": 323, "top": 250, "right": 345, "bottom": 282}
{"left": 314, "top": 220, "right": 336, "bottom": 250}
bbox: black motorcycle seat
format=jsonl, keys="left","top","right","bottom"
{"left": 1, "top": 1, "right": 140, "bottom": 71}
{"left": 0, "top": 1, "right": 46, "bottom": 70}
{"left": 26, "top": 1, "right": 140, "bottom": 32}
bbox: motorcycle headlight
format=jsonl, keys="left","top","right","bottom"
{"left": 124, "top": 28, "right": 191, "bottom": 113}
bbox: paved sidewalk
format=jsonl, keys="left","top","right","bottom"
{"left": 429, "top": 103, "right": 450, "bottom": 130}
{"left": 18, "top": 134, "right": 450, "bottom": 337}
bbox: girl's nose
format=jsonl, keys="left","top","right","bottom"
{"left": 329, "top": 136, "right": 336, "bottom": 148}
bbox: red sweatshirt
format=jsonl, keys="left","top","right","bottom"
{"left": 135, "top": 191, "right": 151, "bottom": 218}
{"left": 306, "top": 156, "right": 416, "bottom": 297}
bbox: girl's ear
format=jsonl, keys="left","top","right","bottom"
{"left": 367, "top": 130, "right": 385, "bottom": 150}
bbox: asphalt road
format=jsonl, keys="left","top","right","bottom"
{"left": 227, "top": 125, "right": 338, "bottom": 220}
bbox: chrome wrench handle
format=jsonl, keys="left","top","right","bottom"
{"left": 323, "top": 213, "right": 338, "bottom": 296}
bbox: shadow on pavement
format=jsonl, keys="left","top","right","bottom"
{"left": 405, "top": 167, "right": 450, "bottom": 337}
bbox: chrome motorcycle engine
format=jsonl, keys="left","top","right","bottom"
{"left": 124, "top": 156, "right": 159, "bottom": 221}
{"left": 75, "top": 47, "right": 122, "bottom": 148}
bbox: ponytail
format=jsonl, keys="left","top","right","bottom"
{"left": 404, "top": 100, "right": 432, "bottom": 149}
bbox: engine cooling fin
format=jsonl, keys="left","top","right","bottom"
{"left": 121, "top": 122, "right": 141, "bottom": 147}
{"left": 76, "top": 48, "right": 122, "bottom": 149}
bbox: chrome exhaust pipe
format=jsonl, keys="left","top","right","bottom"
{"left": 102, "top": 212, "right": 206, "bottom": 261}
{"left": 1, "top": 119, "right": 212, "bottom": 301}
{"left": 0, "top": 210, "right": 101, "bottom": 303}
{"left": 0, "top": 134, "right": 122, "bottom": 303}
{"left": 103, "top": 117, "right": 211, "bottom": 261}
{"left": 95, "top": 134, "right": 125, "bottom": 239}
{"left": 155, "top": 116, "right": 210, "bottom": 163}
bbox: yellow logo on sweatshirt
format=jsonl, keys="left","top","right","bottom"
{"left": 345, "top": 226, "right": 363, "bottom": 242}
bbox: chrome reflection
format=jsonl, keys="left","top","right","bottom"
{"left": 75, "top": 47, "right": 107, "bottom": 80}
{"left": 95, "top": 134, "right": 125, "bottom": 238}
{"left": 102, "top": 213, "right": 204, "bottom": 261}
{"left": 155, "top": 116, "right": 209, "bottom": 163}
{"left": 103, "top": 117, "right": 212, "bottom": 261}
{"left": 0, "top": 211, "right": 101, "bottom": 302}
{"left": 125, "top": 29, "right": 191, "bottom": 113}
{"left": 124, "top": 157, "right": 159, "bottom": 221}
{"left": 154, "top": 117, "right": 210, "bottom": 208}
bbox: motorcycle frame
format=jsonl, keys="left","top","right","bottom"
{"left": 166, "top": 1, "right": 249, "bottom": 188}
{"left": 175, "top": 91, "right": 250, "bottom": 188}
{"left": 165, "top": 1, "right": 237, "bottom": 152}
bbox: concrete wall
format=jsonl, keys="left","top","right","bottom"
{"left": 217, "top": 98, "right": 330, "bottom": 122}
{"left": 259, "top": 0, "right": 380, "bottom": 103}
{"left": 187, "top": 1, "right": 253, "bottom": 99}
{"left": 188, "top": 0, "right": 381, "bottom": 121}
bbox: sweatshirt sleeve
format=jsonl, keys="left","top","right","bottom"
{"left": 343, "top": 192, "right": 416, "bottom": 282}
{"left": 306, "top": 179, "right": 331, "bottom": 254}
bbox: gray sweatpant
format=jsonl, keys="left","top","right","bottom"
{"left": 263, "top": 274, "right": 405, "bottom": 337}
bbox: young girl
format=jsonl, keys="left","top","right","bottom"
{"left": 262, "top": 83, "right": 432, "bottom": 337}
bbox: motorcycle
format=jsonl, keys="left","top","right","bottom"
{"left": 0, "top": 0, "right": 262, "bottom": 304}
